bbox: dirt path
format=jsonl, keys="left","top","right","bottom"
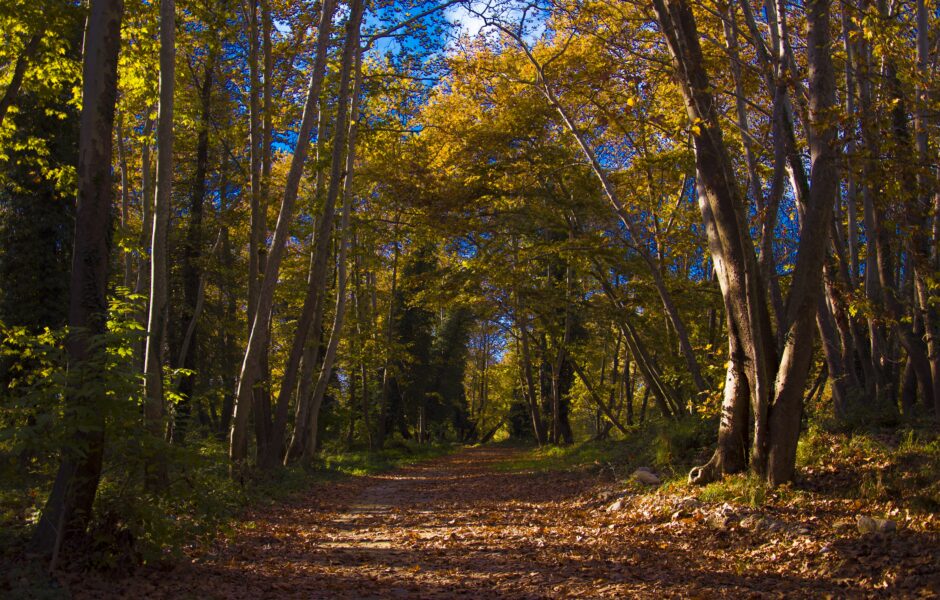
{"left": 70, "top": 446, "right": 938, "bottom": 599}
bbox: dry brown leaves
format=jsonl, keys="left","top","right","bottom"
{"left": 65, "top": 447, "right": 940, "bottom": 599}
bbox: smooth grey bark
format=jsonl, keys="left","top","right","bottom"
{"left": 143, "top": 0, "right": 175, "bottom": 475}
{"left": 293, "top": 1, "right": 365, "bottom": 460}
{"left": 228, "top": 0, "right": 337, "bottom": 466}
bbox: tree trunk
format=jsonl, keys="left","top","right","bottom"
{"left": 228, "top": 0, "right": 337, "bottom": 467}
{"left": 654, "top": 0, "right": 834, "bottom": 485}
{"left": 134, "top": 116, "right": 154, "bottom": 368}
{"left": 173, "top": 47, "right": 214, "bottom": 444}
{"left": 293, "top": 1, "right": 364, "bottom": 460}
{"left": 377, "top": 225, "right": 400, "bottom": 449}
{"left": 31, "top": 0, "right": 124, "bottom": 556}
{"left": 767, "top": 0, "right": 840, "bottom": 485}
{"left": 116, "top": 112, "right": 133, "bottom": 289}
{"left": 142, "top": 0, "right": 175, "bottom": 486}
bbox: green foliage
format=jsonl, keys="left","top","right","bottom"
{"left": 318, "top": 440, "right": 455, "bottom": 477}
{"left": 495, "top": 416, "right": 716, "bottom": 480}
{"left": 797, "top": 424, "right": 940, "bottom": 513}
{"left": 0, "top": 322, "right": 68, "bottom": 462}
{"left": 697, "top": 474, "right": 772, "bottom": 507}
{"left": 652, "top": 417, "right": 714, "bottom": 468}
{"left": 494, "top": 439, "right": 624, "bottom": 473}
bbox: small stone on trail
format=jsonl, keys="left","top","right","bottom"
{"left": 739, "top": 515, "right": 763, "bottom": 531}
{"left": 606, "top": 499, "right": 625, "bottom": 513}
{"left": 857, "top": 515, "right": 897, "bottom": 534}
{"left": 632, "top": 468, "right": 661, "bottom": 485}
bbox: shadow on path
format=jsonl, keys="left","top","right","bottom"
{"left": 69, "top": 446, "right": 938, "bottom": 599}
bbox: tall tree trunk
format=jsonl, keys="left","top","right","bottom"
{"left": 291, "top": 2, "right": 365, "bottom": 460}
{"left": 135, "top": 116, "right": 154, "bottom": 367}
{"left": 116, "top": 112, "right": 133, "bottom": 289}
{"left": 352, "top": 241, "right": 373, "bottom": 448}
{"left": 142, "top": 0, "right": 175, "bottom": 485}
{"left": 255, "top": 0, "right": 276, "bottom": 459}
{"left": 913, "top": 0, "right": 939, "bottom": 419}
{"left": 285, "top": 109, "right": 331, "bottom": 464}
{"left": 377, "top": 224, "right": 400, "bottom": 449}
{"left": 228, "top": 0, "right": 337, "bottom": 467}
{"left": 174, "top": 47, "right": 214, "bottom": 444}
{"left": 246, "top": 0, "right": 263, "bottom": 327}
{"left": 655, "top": 0, "right": 834, "bottom": 485}
{"left": 766, "top": 0, "right": 840, "bottom": 484}
{"left": 31, "top": 0, "right": 124, "bottom": 556}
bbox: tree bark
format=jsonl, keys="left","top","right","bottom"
{"left": 116, "top": 112, "right": 133, "bottom": 289}
{"left": 655, "top": 0, "right": 834, "bottom": 485}
{"left": 290, "top": 0, "right": 365, "bottom": 461}
{"left": 174, "top": 45, "right": 214, "bottom": 444}
{"left": 767, "top": 0, "right": 840, "bottom": 485}
{"left": 228, "top": 0, "right": 337, "bottom": 467}
{"left": 31, "top": 0, "right": 124, "bottom": 556}
{"left": 142, "top": 0, "right": 175, "bottom": 485}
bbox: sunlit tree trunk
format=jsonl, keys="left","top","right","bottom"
{"left": 228, "top": 0, "right": 336, "bottom": 467}
{"left": 142, "top": 0, "right": 175, "bottom": 485}
{"left": 654, "top": 0, "right": 836, "bottom": 485}
{"left": 293, "top": 1, "right": 364, "bottom": 460}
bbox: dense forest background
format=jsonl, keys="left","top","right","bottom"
{"left": 1, "top": 0, "right": 938, "bottom": 583}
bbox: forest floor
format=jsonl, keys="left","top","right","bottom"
{"left": 52, "top": 444, "right": 940, "bottom": 598}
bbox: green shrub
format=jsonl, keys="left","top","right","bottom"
{"left": 697, "top": 473, "right": 769, "bottom": 507}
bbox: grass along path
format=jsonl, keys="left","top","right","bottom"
{"left": 65, "top": 444, "right": 938, "bottom": 599}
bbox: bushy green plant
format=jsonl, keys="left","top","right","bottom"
{"left": 653, "top": 416, "right": 714, "bottom": 470}
{"left": 697, "top": 473, "right": 770, "bottom": 507}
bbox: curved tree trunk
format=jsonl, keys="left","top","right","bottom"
{"left": 654, "top": 0, "right": 837, "bottom": 486}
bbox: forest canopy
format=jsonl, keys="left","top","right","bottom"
{"left": 0, "top": 0, "right": 938, "bottom": 590}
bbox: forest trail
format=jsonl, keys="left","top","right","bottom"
{"left": 69, "top": 446, "right": 937, "bottom": 599}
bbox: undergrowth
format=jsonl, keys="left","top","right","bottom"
{"left": 316, "top": 440, "right": 455, "bottom": 477}
{"left": 0, "top": 437, "right": 455, "bottom": 597}
{"left": 494, "top": 417, "right": 715, "bottom": 481}
{"left": 494, "top": 415, "right": 940, "bottom": 515}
